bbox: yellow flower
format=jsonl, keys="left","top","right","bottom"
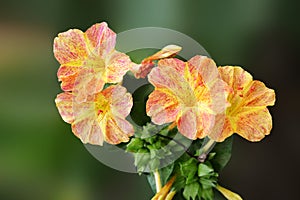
{"left": 55, "top": 85, "right": 134, "bottom": 145}
{"left": 209, "top": 66, "right": 275, "bottom": 142}
{"left": 146, "top": 56, "right": 229, "bottom": 140}
{"left": 54, "top": 22, "right": 132, "bottom": 102}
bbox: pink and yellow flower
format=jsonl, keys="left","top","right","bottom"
{"left": 131, "top": 45, "right": 182, "bottom": 78}
{"left": 209, "top": 66, "right": 275, "bottom": 142}
{"left": 55, "top": 85, "right": 134, "bottom": 145}
{"left": 54, "top": 22, "right": 132, "bottom": 102}
{"left": 146, "top": 56, "right": 229, "bottom": 140}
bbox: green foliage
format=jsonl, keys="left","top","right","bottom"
{"left": 210, "top": 137, "right": 233, "bottom": 172}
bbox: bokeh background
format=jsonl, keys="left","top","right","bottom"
{"left": 0, "top": 0, "right": 299, "bottom": 199}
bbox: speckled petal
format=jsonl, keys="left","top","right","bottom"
{"left": 243, "top": 80, "right": 275, "bottom": 107}
{"left": 55, "top": 92, "right": 75, "bottom": 123}
{"left": 218, "top": 66, "right": 253, "bottom": 91}
{"left": 104, "top": 116, "right": 134, "bottom": 144}
{"left": 104, "top": 85, "right": 133, "bottom": 118}
{"left": 177, "top": 108, "right": 198, "bottom": 139}
{"left": 148, "top": 66, "right": 196, "bottom": 106}
{"left": 146, "top": 90, "right": 180, "bottom": 125}
{"left": 57, "top": 65, "right": 79, "bottom": 91}
{"left": 105, "top": 51, "right": 132, "bottom": 83}
{"left": 158, "top": 58, "right": 185, "bottom": 75}
{"left": 85, "top": 22, "right": 116, "bottom": 57}
{"left": 209, "top": 115, "right": 234, "bottom": 142}
{"left": 73, "top": 68, "right": 105, "bottom": 103}
{"left": 235, "top": 107, "right": 272, "bottom": 142}
{"left": 53, "top": 29, "right": 88, "bottom": 65}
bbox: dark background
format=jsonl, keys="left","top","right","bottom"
{"left": 0, "top": 0, "right": 299, "bottom": 199}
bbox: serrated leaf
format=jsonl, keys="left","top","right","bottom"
{"left": 183, "top": 182, "right": 200, "bottom": 200}
{"left": 198, "top": 163, "right": 214, "bottom": 177}
{"left": 210, "top": 136, "right": 233, "bottom": 172}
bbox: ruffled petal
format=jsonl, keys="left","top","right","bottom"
{"left": 209, "top": 115, "right": 234, "bottom": 142}
{"left": 57, "top": 65, "right": 79, "bottom": 91}
{"left": 218, "top": 66, "right": 253, "bottom": 92}
{"left": 105, "top": 51, "right": 132, "bottom": 83}
{"left": 55, "top": 92, "right": 75, "bottom": 123}
{"left": 146, "top": 90, "right": 180, "bottom": 125}
{"left": 103, "top": 85, "right": 133, "bottom": 117}
{"left": 242, "top": 80, "right": 275, "bottom": 107}
{"left": 104, "top": 115, "right": 134, "bottom": 144}
{"left": 53, "top": 29, "right": 88, "bottom": 65}
{"left": 235, "top": 107, "right": 272, "bottom": 142}
{"left": 85, "top": 22, "right": 116, "bottom": 57}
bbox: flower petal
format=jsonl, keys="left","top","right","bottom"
{"left": 55, "top": 92, "right": 75, "bottom": 123}
{"left": 146, "top": 90, "right": 180, "bottom": 125}
{"left": 243, "top": 80, "right": 275, "bottom": 107}
{"left": 144, "top": 45, "right": 182, "bottom": 62}
{"left": 85, "top": 22, "right": 116, "bottom": 57}
{"left": 105, "top": 51, "right": 132, "bottom": 83}
{"left": 209, "top": 115, "right": 234, "bottom": 142}
{"left": 57, "top": 65, "right": 79, "bottom": 91}
{"left": 177, "top": 108, "right": 198, "bottom": 139}
{"left": 218, "top": 66, "right": 253, "bottom": 91}
{"left": 148, "top": 66, "right": 196, "bottom": 106}
{"left": 104, "top": 116, "right": 134, "bottom": 144}
{"left": 53, "top": 29, "right": 88, "bottom": 65}
{"left": 103, "top": 85, "right": 133, "bottom": 117}
{"left": 158, "top": 58, "right": 185, "bottom": 75}
{"left": 235, "top": 107, "right": 272, "bottom": 141}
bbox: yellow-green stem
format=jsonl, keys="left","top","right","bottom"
{"left": 201, "top": 138, "right": 216, "bottom": 154}
{"left": 166, "top": 191, "right": 176, "bottom": 200}
{"left": 154, "top": 169, "right": 162, "bottom": 192}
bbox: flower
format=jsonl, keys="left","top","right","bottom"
{"left": 54, "top": 22, "right": 132, "bottom": 102}
{"left": 55, "top": 85, "right": 134, "bottom": 145}
{"left": 209, "top": 66, "right": 275, "bottom": 142}
{"left": 146, "top": 56, "right": 228, "bottom": 140}
{"left": 131, "top": 45, "right": 182, "bottom": 79}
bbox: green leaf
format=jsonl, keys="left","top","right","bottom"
{"left": 146, "top": 163, "right": 175, "bottom": 193}
{"left": 201, "top": 187, "right": 214, "bottom": 200}
{"left": 183, "top": 182, "right": 200, "bottom": 200}
{"left": 199, "top": 178, "right": 216, "bottom": 189}
{"left": 130, "top": 84, "right": 154, "bottom": 126}
{"left": 126, "top": 138, "right": 144, "bottom": 152}
{"left": 198, "top": 163, "right": 214, "bottom": 177}
{"left": 210, "top": 136, "right": 233, "bottom": 172}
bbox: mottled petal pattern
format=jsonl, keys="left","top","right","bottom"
{"left": 216, "top": 66, "right": 276, "bottom": 142}
{"left": 55, "top": 92, "right": 75, "bottom": 123}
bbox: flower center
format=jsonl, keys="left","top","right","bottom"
{"left": 84, "top": 54, "right": 106, "bottom": 70}
{"left": 94, "top": 93, "right": 110, "bottom": 121}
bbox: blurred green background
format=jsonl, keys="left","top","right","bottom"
{"left": 0, "top": 0, "right": 299, "bottom": 199}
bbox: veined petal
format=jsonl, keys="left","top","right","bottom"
{"left": 105, "top": 51, "right": 132, "bottom": 83}
{"left": 55, "top": 92, "right": 75, "bottom": 123}
{"left": 104, "top": 85, "right": 133, "bottom": 117}
{"left": 57, "top": 65, "right": 79, "bottom": 91}
{"left": 73, "top": 68, "right": 105, "bottom": 103}
{"left": 148, "top": 66, "right": 196, "bottom": 106}
{"left": 243, "top": 80, "right": 275, "bottom": 107}
{"left": 53, "top": 29, "right": 88, "bottom": 65}
{"left": 209, "top": 115, "right": 234, "bottom": 142}
{"left": 177, "top": 107, "right": 198, "bottom": 139}
{"left": 146, "top": 90, "right": 180, "bottom": 125}
{"left": 85, "top": 22, "right": 116, "bottom": 57}
{"left": 218, "top": 66, "right": 253, "bottom": 92}
{"left": 235, "top": 107, "right": 272, "bottom": 142}
{"left": 158, "top": 58, "right": 185, "bottom": 75}
{"left": 104, "top": 116, "right": 134, "bottom": 144}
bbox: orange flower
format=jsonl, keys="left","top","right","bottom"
{"left": 55, "top": 85, "right": 134, "bottom": 145}
{"left": 209, "top": 66, "right": 275, "bottom": 142}
{"left": 54, "top": 22, "right": 132, "bottom": 102}
{"left": 146, "top": 56, "right": 228, "bottom": 140}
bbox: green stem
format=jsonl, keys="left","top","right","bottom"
{"left": 198, "top": 138, "right": 216, "bottom": 162}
